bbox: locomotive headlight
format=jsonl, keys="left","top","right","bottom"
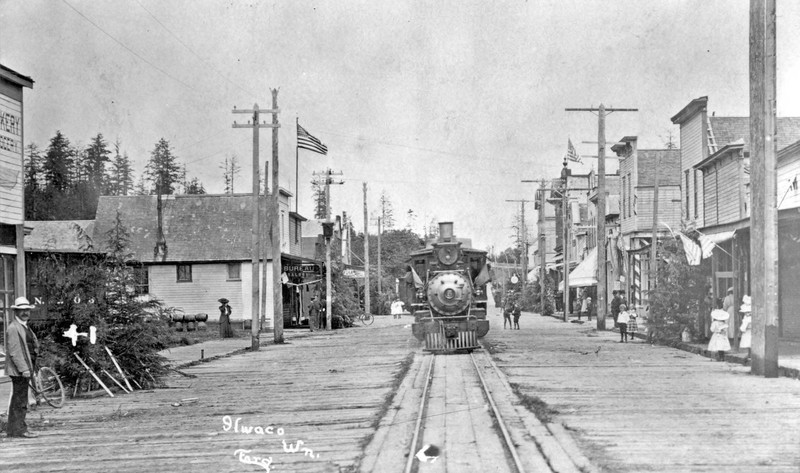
{"left": 475, "top": 287, "right": 483, "bottom": 296}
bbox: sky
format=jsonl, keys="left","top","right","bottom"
{"left": 2, "top": 0, "right": 800, "bottom": 253}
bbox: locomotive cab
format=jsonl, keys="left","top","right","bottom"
{"left": 406, "top": 222, "right": 491, "bottom": 353}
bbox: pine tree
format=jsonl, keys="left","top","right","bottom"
{"left": 379, "top": 191, "right": 395, "bottom": 230}
{"left": 43, "top": 131, "right": 74, "bottom": 191}
{"left": 109, "top": 140, "right": 134, "bottom": 196}
{"left": 312, "top": 180, "right": 327, "bottom": 219}
{"left": 84, "top": 133, "right": 111, "bottom": 189}
{"left": 145, "top": 138, "right": 182, "bottom": 195}
{"left": 185, "top": 177, "right": 206, "bottom": 194}
{"left": 220, "top": 154, "right": 241, "bottom": 194}
{"left": 24, "top": 143, "right": 43, "bottom": 219}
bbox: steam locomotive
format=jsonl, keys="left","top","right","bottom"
{"left": 405, "top": 222, "right": 491, "bottom": 353}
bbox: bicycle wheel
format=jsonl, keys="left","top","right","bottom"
{"left": 38, "top": 367, "right": 65, "bottom": 408}
{"left": 361, "top": 314, "right": 374, "bottom": 325}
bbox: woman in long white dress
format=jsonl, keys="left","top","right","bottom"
{"left": 708, "top": 309, "right": 731, "bottom": 361}
{"left": 739, "top": 295, "right": 752, "bottom": 361}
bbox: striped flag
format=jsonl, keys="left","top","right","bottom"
{"left": 678, "top": 233, "right": 702, "bottom": 266}
{"left": 698, "top": 234, "right": 715, "bottom": 258}
{"left": 743, "top": 163, "right": 750, "bottom": 175}
{"left": 297, "top": 123, "right": 328, "bottom": 155}
{"left": 566, "top": 138, "right": 581, "bottom": 163}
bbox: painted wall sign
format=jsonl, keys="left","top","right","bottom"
{"left": 282, "top": 263, "right": 320, "bottom": 277}
{"left": 0, "top": 94, "right": 23, "bottom": 224}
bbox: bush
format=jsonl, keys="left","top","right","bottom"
{"left": 29, "top": 211, "right": 171, "bottom": 390}
{"left": 649, "top": 238, "right": 709, "bottom": 341}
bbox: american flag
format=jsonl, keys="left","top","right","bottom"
{"left": 743, "top": 163, "right": 750, "bottom": 175}
{"left": 678, "top": 233, "right": 702, "bottom": 266}
{"left": 297, "top": 124, "right": 328, "bottom": 155}
{"left": 566, "top": 138, "right": 581, "bottom": 163}
{"left": 698, "top": 234, "right": 716, "bottom": 258}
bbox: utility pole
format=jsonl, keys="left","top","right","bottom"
{"left": 376, "top": 217, "right": 382, "bottom": 295}
{"left": 566, "top": 104, "right": 637, "bottom": 330}
{"left": 522, "top": 179, "right": 551, "bottom": 316}
{"left": 749, "top": 0, "right": 779, "bottom": 377}
{"left": 363, "top": 182, "right": 371, "bottom": 316}
{"left": 233, "top": 100, "right": 279, "bottom": 351}
{"left": 270, "top": 89, "right": 283, "bottom": 344}
{"left": 314, "top": 169, "right": 344, "bottom": 330}
{"left": 650, "top": 155, "right": 660, "bottom": 306}
{"left": 561, "top": 162, "right": 570, "bottom": 322}
{"left": 505, "top": 199, "right": 531, "bottom": 285}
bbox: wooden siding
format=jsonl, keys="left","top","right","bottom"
{"left": 0, "top": 94, "right": 23, "bottom": 224}
{"left": 627, "top": 186, "right": 681, "bottom": 233}
{"left": 680, "top": 112, "right": 704, "bottom": 225}
{"left": 778, "top": 152, "right": 800, "bottom": 210}
{"left": 717, "top": 158, "right": 741, "bottom": 223}
{"left": 703, "top": 166, "right": 720, "bottom": 227}
{"left": 148, "top": 262, "right": 274, "bottom": 328}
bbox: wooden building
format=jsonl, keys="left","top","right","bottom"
{"left": 673, "top": 96, "right": 800, "bottom": 341}
{"left": 612, "top": 136, "right": 681, "bottom": 308}
{"left": 92, "top": 193, "right": 316, "bottom": 329}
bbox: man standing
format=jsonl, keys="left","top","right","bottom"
{"left": 308, "top": 297, "right": 321, "bottom": 332}
{"left": 610, "top": 290, "right": 623, "bottom": 327}
{"left": 6, "top": 297, "right": 38, "bottom": 438}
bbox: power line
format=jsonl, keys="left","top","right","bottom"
{"left": 61, "top": 0, "right": 198, "bottom": 92}
{"left": 132, "top": 0, "right": 259, "bottom": 98}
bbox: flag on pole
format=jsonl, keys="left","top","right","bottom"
{"left": 566, "top": 138, "right": 581, "bottom": 163}
{"left": 678, "top": 233, "right": 702, "bottom": 266}
{"left": 297, "top": 123, "right": 328, "bottom": 155}
{"left": 743, "top": 163, "right": 750, "bottom": 175}
{"left": 698, "top": 234, "right": 715, "bottom": 258}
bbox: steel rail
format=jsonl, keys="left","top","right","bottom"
{"left": 470, "top": 351, "right": 527, "bottom": 473}
{"left": 404, "top": 354, "right": 435, "bottom": 473}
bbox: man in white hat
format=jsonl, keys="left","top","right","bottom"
{"left": 5, "top": 296, "right": 39, "bottom": 438}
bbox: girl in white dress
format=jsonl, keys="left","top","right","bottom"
{"left": 708, "top": 309, "right": 731, "bottom": 361}
{"left": 739, "top": 295, "right": 752, "bottom": 362}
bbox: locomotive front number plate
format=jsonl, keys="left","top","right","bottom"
{"left": 444, "top": 324, "right": 459, "bottom": 338}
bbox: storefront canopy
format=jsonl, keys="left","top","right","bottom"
{"left": 558, "top": 247, "right": 598, "bottom": 290}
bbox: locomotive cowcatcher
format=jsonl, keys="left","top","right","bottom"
{"left": 404, "top": 222, "right": 491, "bottom": 353}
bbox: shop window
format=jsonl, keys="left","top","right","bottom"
{"left": 177, "top": 264, "right": 192, "bottom": 282}
{"left": 227, "top": 263, "right": 241, "bottom": 281}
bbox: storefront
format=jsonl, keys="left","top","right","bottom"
{"left": 0, "top": 65, "right": 33, "bottom": 368}
{"left": 281, "top": 255, "right": 323, "bottom": 328}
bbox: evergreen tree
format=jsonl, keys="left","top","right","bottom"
{"left": 312, "top": 180, "right": 327, "bottom": 219}
{"left": 220, "top": 154, "right": 241, "bottom": 194}
{"left": 145, "top": 138, "right": 181, "bottom": 195}
{"left": 109, "top": 140, "right": 134, "bottom": 196}
{"left": 84, "top": 133, "right": 111, "bottom": 189}
{"left": 379, "top": 191, "right": 395, "bottom": 230}
{"left": 43, "top": 131, "right": 74, "bottom": 191}
{"left": 24, "top": 143, "right": 43, "bottom": 219}
{"left": 185, "top": 177, "right": 206, "bottom": 194}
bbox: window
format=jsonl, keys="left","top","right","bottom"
{"left": 622, "top": 175, "right": 627, "bottom": 218}
{"left": 227, "top": 263, "right": 241, "bottom": 280}
{"left": 627, "top": 173, "right": 632, "bottom": 218}
{"left": 693, "top": 171, "right": 699, "bottom": 219}
{"left": 295, "top": 220, "right": 300, "bottom": 244}
{"left": 685, "top": 170, "right": 691, "bottom": 218}
{"left": 133, "top": 266, "right": 149, "bottom": 294}
{"left": 177, "top": 264, "right": 192, "bottom": 282}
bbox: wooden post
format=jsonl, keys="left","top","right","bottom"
{"left": 232, "top": 100, "right": 280, "bottom": 350}
{"left": 261, "top": 161, "right": 270, "bottom": 331}
{"left": 363, "top": 183, "right": 371, "bottom": 316}
{"left": 562, "top": 162, "right": 570, "bottom": 322}
{"left": 749, "top": 0, "right": 779, "bottom": 377}
{"left": 539, "top": 181, "right": 547, "bottom": 316}
{"left": 271, "top": 89, "right": 284, "bottom": 343}
{"left": 377, "top": 216, "right": 382, "bottom": 296}
{"left": 650, "top": 155, "right": 660, "bottom": 307}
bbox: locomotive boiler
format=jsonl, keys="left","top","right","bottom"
{"left": 405, "top": 222, "right": 491, "bottom": 353}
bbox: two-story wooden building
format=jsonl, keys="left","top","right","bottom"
{"left": 673, "top": 96, "right": 800, "bottom": 340}
{"left": 611, "top": 137, "right": 681, "bottom": 308}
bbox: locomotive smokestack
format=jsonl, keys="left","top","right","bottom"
{"left": 439, "top": 222, "right": 454, "bottom": 242}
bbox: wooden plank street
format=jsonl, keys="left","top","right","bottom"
{"left": 3, "top": 312, "right": 800, "bottom": 472}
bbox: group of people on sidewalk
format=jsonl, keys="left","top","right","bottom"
{"left": 708, "top": 289, "right": 752, "bottom": 361}
{"left": 610, "top": 291, "right": 639, "bottom": 343}
{"left": 502, "top": 294, "right": 522, "bottom": 329}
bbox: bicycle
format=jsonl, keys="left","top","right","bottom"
{"left": 30, "top": 366, "right": 65, "bottom": 408}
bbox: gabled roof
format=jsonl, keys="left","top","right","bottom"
{"left": 93, "top": 194, "right": 274, "bottom": 263}
{"left": 25, "top": 220, "right": 96, "bottom": 253}
{"left": 671, "top": 96, "right": 708, "bottom": 124}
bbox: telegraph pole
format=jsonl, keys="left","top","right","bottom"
{"left": 314, "top": 169, "right": 344, "bottom": 330}
{"left": 749, "top": 0, "right": 779, "bottom": 377}
{"left": 373, "top": 216, "right": 382, "bottom": 295}
{"left": 650, "top": 155, "right": 660, "bottom": 306}
{"left": 233, "top": 100, "right": 279, "bottom": 351}
{"left": 505, "top": 199, "right": 531, "bottom": 285}
{"left": 522, "top": 179, "right": 550, "bottom": 316}
{"left": 270, "top": 89, "right": 283, "bottom": 343}
{"left": 363, "top": 183, "right": 371, "bottom": 316}
{"left": 566, "top": 105, "right": 637, "bottom": 330}
{"left": 561, "top": 162, "right": 570, "bottom": 322}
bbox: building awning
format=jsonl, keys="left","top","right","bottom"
{"left": 558, "top": 247, "right": 598, "bottom": 290}
{"left": 528, "top": 262, "right": 563, "bottom": 280}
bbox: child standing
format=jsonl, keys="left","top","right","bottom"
{"left": 739, "top": 295, "right": 752, "bottom": 362}
{"left": 708, "top": 309, "right": 731, "bottom": 361}
{"left": 513, "top": 303, "right": 521, "bottom": 330}
{"left": 627, "top": 310, "right": 639, "bottom": 341}
{"left": 617, "top": 304, "right": 630, "bottom": 343}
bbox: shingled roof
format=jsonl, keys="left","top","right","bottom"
{"left": 638, "top": 149, "right": 681, "bottom": 186}
{"left": 25, "top": 220, "right": 96, "bottom": 253}
{"left": 93, "top": 194, "right": 271, "bottom": 263}
{"left": 709, "top": 117, "right": 800, "bottom": 153}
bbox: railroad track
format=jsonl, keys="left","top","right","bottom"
{"left": 402, "top": 352, "right": 531, "bottom": 473}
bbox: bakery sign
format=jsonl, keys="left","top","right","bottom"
{"left": 0, "top": 93, "right": 23, "bottom": 224}
{"left": 282, "top": 262, "right": 321, "bottom": 278}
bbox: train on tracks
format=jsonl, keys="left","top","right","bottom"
{"left": 404, "top": 222, "right": 492, "bottom": 353}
